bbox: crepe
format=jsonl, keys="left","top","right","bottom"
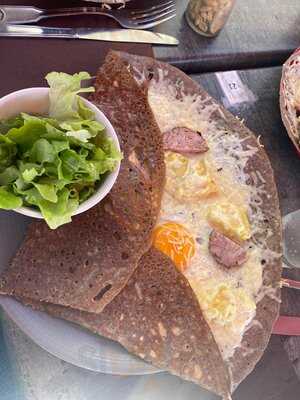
{"left": 114, "top": 51, "right": 282, "bottom": 389}
{"left": 21, "top": 248, "right": 232, "bottom": 398}
{"left": 0, "top": 52, "right": 165, "bottom": 314}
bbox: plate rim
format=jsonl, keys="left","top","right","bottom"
{"left": 0, "top": 295, "right": 162, "bottom": 376}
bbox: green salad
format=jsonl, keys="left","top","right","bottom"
{"left": 0, "top": 72, "right": 121, "bottom": 229}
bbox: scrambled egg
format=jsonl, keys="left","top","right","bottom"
{"left": 207, "top": 202, "right": 251, "bottom": 242}
{"left": 190, "top": 280, "right": 256, "bottom": 327}
{"left": 189, "top": 279, "right": 256, "bottom": 355}
{"left": 165, "top": 152, "right": 218, "bottom": 202}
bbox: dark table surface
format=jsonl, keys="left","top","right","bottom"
{"left": 0, "top": 1, "right": 154, "bottom": 96}
{"left": 2, "top": 0, "right": 300, "bottom": 74}
{"left": 1, "top": 0, "right": 300, "bottom": 398}
{"left": 154, "top": 0, "right": 300, "bottom": 73}
{"left": 1, "top": 64, "right": 300, "bottom": 400}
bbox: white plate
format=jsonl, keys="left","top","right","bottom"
{"left": 0, "top": 88, "right": 121, "bottom": 221}
{"left": 0, "top": 210, "right": 160, "bottom": 375}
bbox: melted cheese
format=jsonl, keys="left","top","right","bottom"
{"left": 148, "top": 74, "right": 280, "bottom": 360}
{"left": 165, "top": 152, "right": 218, "bottom": 202}
{"left": 207, "top": 202, "right": 251, "bottom": 242}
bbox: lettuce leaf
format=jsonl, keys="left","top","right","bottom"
{"left": 0, "top": 166, "right": 19, "bottom": 185}
{"left": 0, "top": 115, "right": 24, "bottom": 134}
{"left": 46, "top": 71, "right": 95, "bottom": 121}
{"left": 0, "top": 135, "right": 17, "bottom": 171}
{"left": 33, "top": 181, "right": 58, "bottom": 203}
{"left": 7, "top": 120, "right": 47, "bottom": 152}
{"left": 51, "top": 140, "right": 69, "bottom": 154}
{"left": 27, "top": 138, "right": 56, "bottom": 164}
{"left": 65, "top": 129, "right": 92, "bottom": 143}
{"left": 0, "top": 187, "right": 22, "bottom": 209}
{"left": 20, "top": 187, "right": 43, "bottom": 206}
{"left": 38, "top": 188, "right": 78, "bottom": 230}
{"left": 22, "top": 167, "right": 41, "bottom": 183}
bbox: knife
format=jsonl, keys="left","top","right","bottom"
{"left": 0, "top": 24, "right": 179, "bottom": 45}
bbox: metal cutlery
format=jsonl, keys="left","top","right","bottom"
{"left": 0, "top": 24, "right": 179, "bottom": 45}
{"left": 0, "top": 1, "right": 176, "bottom": 30}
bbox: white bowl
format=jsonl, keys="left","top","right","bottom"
{"left": 0, "top": 87, "right": 121, "bottom": 220}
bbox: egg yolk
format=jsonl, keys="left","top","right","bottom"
{"left": 153, "top": 222, "right": 196, "bottom": 272}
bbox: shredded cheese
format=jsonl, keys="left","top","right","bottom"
{"left": 147, "top": 71, "right": 281, "bottom": 360}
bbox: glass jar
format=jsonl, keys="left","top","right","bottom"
{"left": 185, "top": 0, "right": 236, "bottom": 37}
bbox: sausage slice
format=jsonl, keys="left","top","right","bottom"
{"left": 163, "top": 127, "right": 209, "bottom": 154}
{"left": 209, "top": 230, "right": 248, "bottom": 268}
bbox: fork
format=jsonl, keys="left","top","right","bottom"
{"left": 0, "top": 1, "right": 176, "bottom": 30}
